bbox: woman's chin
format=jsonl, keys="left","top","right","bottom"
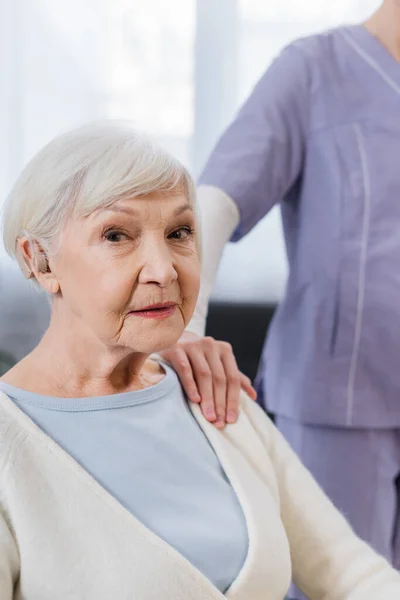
{"left": 124, "top": 325, "right": 183, "bottom": 356}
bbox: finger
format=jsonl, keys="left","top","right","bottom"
{"left": 240, "top": 372, "right": 258, "bottom": 400}
{"left": 187, "top": 350, "right": 217, "bottom": 422}
{"left": 202, "top": 347, "right": 227, "bottom": 429}
{"left": 170, "top": 348, "right": 201, "bottom": 403}
{"left": 219, "top": 350, "right": 241, "bottom": 424}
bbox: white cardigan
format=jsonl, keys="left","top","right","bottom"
{"left": 0, "top": 390, "right": 399, "bottom": 600}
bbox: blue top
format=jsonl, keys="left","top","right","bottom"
{"left": 200, "top": 25, "right": 400, "bottom": 427}
{"left": 0, "top": 365, "right": 248, "bottom": 593}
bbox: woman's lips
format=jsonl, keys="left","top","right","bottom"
{"left": 129, "top": 303, "right": 177, "bottom": 320}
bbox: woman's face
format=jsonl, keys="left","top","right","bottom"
{"left": 52, "top": 189, "right": 200, "bottom": 354}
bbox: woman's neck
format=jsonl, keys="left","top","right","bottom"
{"left": 2, "top": 318, "right": 165, "bottom": 398}
{"left": 364, "top": 1, "right": 400, "bottom": 62}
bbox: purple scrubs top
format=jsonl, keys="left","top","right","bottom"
{"left": 199, "top": 25, "right": 400, "bottom": 428}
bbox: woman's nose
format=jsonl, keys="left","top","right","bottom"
{"left": 137, "top": 240, "right": 178, "bottom": 287}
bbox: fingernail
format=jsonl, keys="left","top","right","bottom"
{"left": 215, "top": 419, "right": 225, "bottom": 429}
{"left": 227, "top": 411, "right": 237, "bottom": 423}
{"left": 192, "top": 394, "right": 201, "bottom": 402}
{"left": 205, "top": 408, "right": 216, "bottom": 420}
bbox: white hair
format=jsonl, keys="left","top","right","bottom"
{"left": 2, "top": 121, "right": 198, "bottom": 260}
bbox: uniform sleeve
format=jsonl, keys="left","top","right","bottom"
{"left": 199, "top": 43, "right": 310, "bottom": 240}
{"left": 186, "top": 185, "right": 240, "bottom": 336}
{"left": 241, "top": 396, "right": 400, "bottom": 600}
{"left": 0, "top": 508, "right": 19, "bottom": 599}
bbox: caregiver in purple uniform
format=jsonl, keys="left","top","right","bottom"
{"left": 160, "top": 2, "right": 400, "bottom": 599}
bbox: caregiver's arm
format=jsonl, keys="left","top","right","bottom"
{"left": 186, "top": 185, "right": 240, "bottom": 339}
{"left": 242, "top": 398, "right": 400, "bottom": 600}
{"left": 161, "top": 41, "right": 311, "bottom": 425}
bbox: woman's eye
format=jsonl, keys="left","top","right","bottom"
{"left": 169, "top": 227, "right": 194, "bottom": 241}
{"left": 104, "top": 230, "right": 127, "bottom": 243}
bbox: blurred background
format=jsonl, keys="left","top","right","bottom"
{"left": 0, "top": 0, "right": 381, "bottom": 376}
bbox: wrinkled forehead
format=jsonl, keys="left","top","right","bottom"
{"left": 61, "top": 190, "right": 194, "bottom": 240}
{"left": 91, "top": 188, "right": 193, "bottom": 221}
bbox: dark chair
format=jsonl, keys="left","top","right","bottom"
{"left": 205, "top": 301, "right": 276, "bottom": 381}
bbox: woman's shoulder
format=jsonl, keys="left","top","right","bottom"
{"left": 0, "top": 389, "right": 34, "bottom": 466}
{"left": 237, "top": 392, "right": 275, "bottom": 442}
{"left": 0, "top": 391, "right": 22, "bottom": 472}
{"left": 0, "top": 357, "right": 39, "bottom": 390}
{"left": 0, "top": 389, "right": 22, "bottom": 429}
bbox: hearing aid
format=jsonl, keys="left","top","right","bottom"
{"left": 15, "top": 239, "right": 49, "bottom": 279}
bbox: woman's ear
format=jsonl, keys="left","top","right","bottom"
{"left": 17, "top": 237, "right": 60, "bottom": 294}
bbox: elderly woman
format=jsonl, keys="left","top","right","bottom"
{"left": 0, "top": 123, "right": 399, "bottom": 600}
